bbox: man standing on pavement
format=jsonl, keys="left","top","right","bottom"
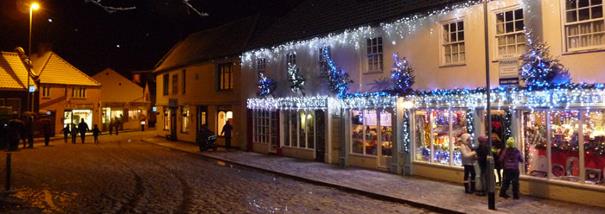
{"left": 62, "top": 124, "right": 70, "bottom": 143}
{"left": 221, "top": 119, "right": 233, "bottom": 150}
{"left": 78, "top": 119, "right": 89, "bottom": 144}
{"left": 71, "top": 123, "right": 77, "bottom": 144}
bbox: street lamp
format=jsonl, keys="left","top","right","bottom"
{"left": 27, "top": 1, "right": 40, "bottom": 112}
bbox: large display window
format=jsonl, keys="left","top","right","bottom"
{"left": 64, "top": 109, "right": 93, "bottom": 129}
{"left": 413, "top": 109, "right": 470, "bottom": 167}
{"left": 522, "top": 109, "right": 605, "bottom": 185}
{"left": 351, "top": 110, "right": 393, "bottom": 156}
{"left": 283, "top": 110, "right": 316, "bottom": 149}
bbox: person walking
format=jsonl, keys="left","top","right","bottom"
{"left": 43, "top": 122, "right": 51, "bottom": 146}
{"left": 475, "top": 136, "right": 490, "bottom": 196}
{"left": 78, "top": 119, "right": 89, "bottom": 144}
{"left": 63, "top": 124, "right": 70, "bottom": 143}
{"left": 221, "top": 119, "right": 233, "bottom": 150}
{"left": 114, "top": 117, "right": 120, "bottom": 136}
{"left": 491, "top": 132, "right": 504, "bottom": 186}
{"left": 458, "top": 133, "right": 477, "bottom": 194}
{"left": 197, "top": 124, "right": 211, "bottom": 152}
{"left": 71, "top": 123, "right": 77, "bottom": 144}
{"left": 92, "top": 124, "right": 101, "bottom": 144}
{"left": 500, "top": 137, "right": 523, "bottom": 199}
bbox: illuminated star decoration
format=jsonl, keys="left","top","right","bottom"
{"left": 390, "top": 52, "right": 415, "bottom": 95}
{"left": 321, "top": 47, "right": 352, "bottom": 98}
{"left": 287, "top": 63, "right": 305, "bottom": 96}
{"left": 519, "top": 30, "right": 571, "bottom": 89}
{"left": 85, "top": 0, "right": 136, "bottom": 13}
{"left": 257, "top": 72, "right": 277, "bottom": 97}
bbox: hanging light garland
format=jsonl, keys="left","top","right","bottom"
{"left": 321, "top": 47, "right": 352, "bottom": 98}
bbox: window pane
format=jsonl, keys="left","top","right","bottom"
{"left": 579, "top": 0, "right": 589, "bottom": 7}
{"left": 380, "top": 111, "right": 393, "bottom": 157}
{"left": 443, "top": 25, "right": 449, "bottom": 42}
{"left": 568, "top": 0, "right": 578, "bottom": 9}
{"left": 365, "top": 110, "right": 378, "bottom": 155}
{"left": 450, "top": 23, "right": 456, "bottom": 32}
{"left": 432, "top": 110, "right": 451, "bottom": 165}
{"left": 506, "top": 11, "right": 513, "bottom": 21}
{"left": 523, "top": 111, "right": 548, "bottom": 177}
{"left": 415, "top": 111, "right": 430, "bottom": 161}
{"left": 515, "top": 20, "right": 525, "bottom": 31}
{"left": 458, "top": 22, "right": 464, "bottom": 31}
{"left": 567, "top": 11, "right": 578, "bottom": 22}
{"left": 352, "top": 110, "right": 364, "bottom": 154}
{"left": 497, "top": 23, "right": 505, "bottom": 34}
{"left": 514, "top": 9, "right": 524, "bottom": 20}
{"left": 579, "top": 8, "right": 590, "bottom": 21}
{"left": 583, "top": 110, "right": 605, "bottom": 185}
{"left": 506, "top": 22, "right": 514, "bottom": 33}
{"left": 497, "top": 13, "right": 505, "bottom": 24}
{"left": 451, "top": 32, "right": 457, "bottom": 41}
{"left": 458, "top": 32, "right": 464, "bottom": 41}
{"left": 593, "top": 7, "right": 603, "bottom": 18}
{"left": 299, "top": 111, "right": 306, "bottom": 148}
{"left": 452, "top": 110, "right": 469, "bottom": 166}
{"left": 549, "top": 110, "right": 581, "bottom": 181}
{"left": 307, "top": 112, "right": 315, "bottom": 149}
{"left": 592, "top": 0, "right": 602, "bottom": 5}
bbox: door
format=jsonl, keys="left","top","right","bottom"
{"left": 269, "top": 111, "right": 280, "bottom": 153}
{"left": 170, "top": 107, "right": 177, "bottom": 140}
{"left": 315, "top": 110, "right": 326, "bottom": 162}
{"left": 196, "top": 105, "right": 208, "bottom": 133}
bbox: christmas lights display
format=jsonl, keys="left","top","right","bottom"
{"left": 503, "top": 109, "right": 513, "bottom": 141}
{"left": 340, "top": 92, "right": 396, "bottom": 110}
{"left": 466, "top": 109, "right": 475, "bottom": 145}
{"left": 257, "top": 72, "right": 277, "bottom": 97}
{"left": 402, "top": 110, "right": 411, "bottom": 153}
{"left": 247, "top": 96, "right": 329, "bottom": 110}
{"left": 391, "top": 52, "right": 415, "bottom": 95}
{"left": 519, "top": 31, "right": 571, "bottom": 89}
{"left": 287, "top": 63, "right": 305, "bottom": 95}
{"left": 321, "top": 47, "right": 352, "bottom": 98}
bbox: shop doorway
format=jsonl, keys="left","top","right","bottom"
{"left": 315, "top": 110, "right": 326, "bottom": 162}
{"left": 196, "top": 105, "right": 208, "bottom": 133}
{"left": 377, "top": 110, "right": 393, "bottom": 168}
{"left": 63, "top": 109, "right": 93, "bottom": 129}
{"left": 351, "top": 109, "right": 394, "bottom": 169}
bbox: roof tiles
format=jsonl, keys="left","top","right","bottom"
{"left": 32, "top": 51, "right": 100, "bottom": 87}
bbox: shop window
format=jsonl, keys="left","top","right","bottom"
{"left": 218, "top": 110, "right": 233, "bottom": 136}
{"left": 366, "top": 37, "right": 383, "bottom": 73}
{"left": 442, "top": 21, "right": 465, "bottom": 65}
{"left": 218, "top": 63, "right": 233, "bottom": 90}
{"left": 550, "top": 110, "right": 581, "bottom": 180}
{"left": 495, "top": 8, "right": 525, "bottom": 58}
{"left": 128, "top": 109, "right": 144, "bottom": 121}
{"left": 172, "top": 74, "right": 178, "bottom": 95}
{"left": 181, "top": 106, "right": 190, "bottom": 133}
{"left": 414, "top": 109, "right": 470, "bottom": 166}
{"left": 565, "top": 0, "right": 605, "bottom": 51}
{"left": 42, "top": 86, "right": 51, "bottom": 97}
{"left": 523, "top": 111, "right": 549, "bottom": 177}
{"left": 351, "top": 110, "right": 393, "bottom": 156}
{"left": 72, "top": 87, "right": 86, "bottom": 98}
{"left": 164, "top": 108, "right": 171, "bottom": 131}
{"left": 283, "top": 110, "right": 317, "bottom": 149}
{"left": 163, "top": 74, "right": 169, "bottom": 96}
{"left": 583, "top": 110, "right": 605, "bottom": 184}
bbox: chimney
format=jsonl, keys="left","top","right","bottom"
{"left": 132, "top": 73, "right": 141, "bottom": 84}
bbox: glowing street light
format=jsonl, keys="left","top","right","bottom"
{"left": 27, "top": 1, "right": 40, "bottom": 111}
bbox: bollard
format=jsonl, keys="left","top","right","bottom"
{"left": 5, "top": 152, "right": 11, "bottom": 191}
{"left": 487, "top": 155, "right": 496, "bottom": 210}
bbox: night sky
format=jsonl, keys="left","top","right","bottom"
{"left": 0, "top": 0, "right": 296, "bottom": 76}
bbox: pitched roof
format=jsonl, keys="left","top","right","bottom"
{"left": 32, "top": 51, "right": 100, "bottom": 87}
{"left": 93, "top": 68, "right": 145, "bottom": 103}
{"left": 0, "top": 51, "right": 31, "bottom": 90}
{"left": 246, "top": 0, "right": 467, "bottom": 50}
{"left": 154, "top": 16, "right": 258, "bottom": 73}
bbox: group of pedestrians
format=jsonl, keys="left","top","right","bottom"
{"left": 62, "top": 119, "right": 101, "bottom": 144}
{"left": 457, "top": 133, "right": 523, "bottom": 200}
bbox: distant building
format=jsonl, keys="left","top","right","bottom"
{"left": 153, "top": 16, "right": 257, "bottom": 146}
{"left": 93, "top": 68, "right": 151, "bottom": 131}
{"left": 32, "top": 51, "right": 101, "bottom": 134}
{"left": 0, "top": 51, "right": 34, "bottom": 117}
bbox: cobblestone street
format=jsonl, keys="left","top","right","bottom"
{"left": 0, "top": 132, "right": 429, "bottom": 213}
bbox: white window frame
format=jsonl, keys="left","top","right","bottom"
{"left": 365, "top": 37, "right": 384, "bottom": 73}
{"left": 283, "top": 110, "right": 316, "bottom": 150}
{"left": 562, "top": 0, "right": 605, "bottom": 52}
{"left": 494, "top": 7, "right": 526, "bottom": 59}
{"left": 440, "top": 19, "right": 466, "bottom": 66}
